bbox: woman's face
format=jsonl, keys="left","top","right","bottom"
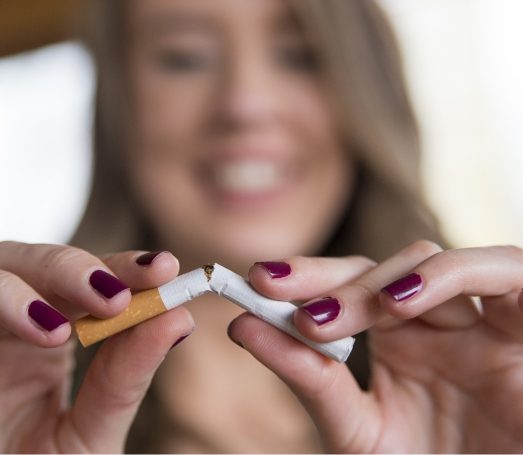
{"left": 126, "top": 0, "right": 353, "bottom": 271}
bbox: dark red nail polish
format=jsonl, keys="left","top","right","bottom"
{"left": 136, "top": 251, "right": 164, "bottom": 266}
{"left": 255, "top": 261, "right": 291, "bottom": 279}
{"left": 169, "top": 333, "right": 191, "bottom": 350}
{"left": 89, "top": 270, "right": 129, "bottom": 299}
{"left": 381, "top": 273, "right": 423, "bottom": 302}
{"left": 28, "top": 300, "right": 68, "bottom": 331}
{"left": 300, "top": 297, "right": 340, "bottom": 326}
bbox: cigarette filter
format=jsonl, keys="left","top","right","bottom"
{"left": 75, "top": 268, "right": 210, "bottom": 346}
{"left": 75, "top": 264, "right": 355, "bottom": 362}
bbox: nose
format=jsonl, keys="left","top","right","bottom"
{"left": 213, "top": 45, "right": 284, "bottom": 132}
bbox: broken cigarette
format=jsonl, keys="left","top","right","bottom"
{"left": 75, "top": 264, "right": 355, "bottom": 362}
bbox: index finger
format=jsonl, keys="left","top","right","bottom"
{"left": 292, "top": 240, "right": 445, "bottom": 342}
{"left": 0, "top": 241, "right": 130, "bottom": 319}
{"left": 248, "top": 255, "right": 376, "bottom": 302}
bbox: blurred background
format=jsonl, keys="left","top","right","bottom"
{"left": 1, "top": 0, "right": 522, "bottom": 249}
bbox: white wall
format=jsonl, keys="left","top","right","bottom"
{"left": 0, "top": 42, "right": 93, "bottom": 244}
{"left": 381, "top": 0, "right": 523, "bottom": 247}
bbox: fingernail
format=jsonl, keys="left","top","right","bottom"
{"left": 28, "top": 300, "right": 68, "bottom": 331}
{"left": 255, "top": 261, "right": 291, "bottom": 279}
{"left": 89, "top": 270, "right": 129, "bottom": 299}
{"left": 300, "top": 297, "right": 340, "bottom": 326}
{"left": 381, "top": 273, "right": 423, "bottom": 302}
{"left": 169, "top": 333, "right": 191, "bottom": 350}
{"left": 136, "top": 251, "right": 164, "bottom": 266}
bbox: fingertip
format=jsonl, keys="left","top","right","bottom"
{"left": 293, "top": 305, "right": 321, "bottom": 337}
{"left": 31, "top": 321, "right": 72, "bottom": 348}
{"left": 135, "top": 250, "right": 180, "bottom": 274}
{"left": 25, "top": 299, "right": 72, "bottom": 347}
{"left": 88, "top": 287, "right": 133, "bottom": 319}
{"left": 378, "top": 290, "right": 418, "bottom": 319}
{"left": 293, "top": 297, "right": 345, "bottom": 342}
{"left": 86, "top": 268, "right": 132, "bottom": 318}
{"left": 135, "top": 251, "right": 164, "bottom": 267}
{"left": 102, "top": 250, "right": 180, "bottom": 295}
{"left": 378, "top": 273, "right": 424, "bottom": 319}
{"left": 226, "top": 314, "right": 247, "bottom": 350}
{"left": 248, "top": 260, "right": 292, "bottom": 295}
{"left": 252, "top": 261, "right": 292, "bottom": 279}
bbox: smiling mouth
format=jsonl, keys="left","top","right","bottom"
{"left": 205, "top": 159, "right": 289, "bottom": 194}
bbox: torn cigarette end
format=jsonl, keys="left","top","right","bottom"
{"left": 75, "top": 288, "right": 167, "bottom": 347}
{"left": 203, "top": 263, "right": 215, "bottom": 281}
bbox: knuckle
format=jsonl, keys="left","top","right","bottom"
{"left": 348, "top": 281, "right": 376, "bottom": 303}
{"left": 285, "top": 255, "right": 307, "bottom": 264}
{"left": 497, "top": 244, "right": 523, "bottom": 260}
{"left": 0, "top": 240, "right": 23, "bottom": 263}
{"left": 0, "top": 269, "right": 21, "bottom": 292}
{"left": 0, "top": 240, "right": 19, "bottom": 249}
{"left": 43, "top": 246, "right": 90, "bottom": 272}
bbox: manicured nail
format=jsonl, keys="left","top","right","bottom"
{"left": 28, "top": 300, "right": 68, "bottom": 331}
{"left": 300, "top": 297, "right": 340, "bottom": 326}
{"left": 381, "top": 273, "right": 423, "bottom": 302}
{"left": 255, "top": 261, "right": 291, "bottom": 279}
{"left": 136, "top": 251, "right": 164, "bottom": 266}
{"left": 89, "top": 270, "right": 129, "bottom": 299}
{"left": 169, "top": 333, "right": 191, "bottom": 350}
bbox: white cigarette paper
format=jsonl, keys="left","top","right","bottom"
{"left": 208, "top": 264, "right": 355, "bottom": 362}
{"left": 158, "top": 267, "right": 211, "bottom": 308}
{"left": 76, "top": 263, "right": 355, "bottom": 362}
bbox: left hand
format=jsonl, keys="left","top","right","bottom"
{"left": 228, "top": 241, "right": 523, "bottom": 452}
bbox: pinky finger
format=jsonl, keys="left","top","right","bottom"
{"left": 0, "top": 270, "right": 71, "bottom": 347}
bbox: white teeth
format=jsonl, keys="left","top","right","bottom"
{"left": 212, "top": 160, "right": 283, "bottom": 193}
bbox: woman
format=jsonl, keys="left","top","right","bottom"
{"left": 1, "top": 0, "right": 523, "bottom": 452}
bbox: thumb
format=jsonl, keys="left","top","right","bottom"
{"left": 228, "top": 313, "right": 382, "bottom": 453}
{"left": 59, "top": 306, "right": 194, "bottom": 453}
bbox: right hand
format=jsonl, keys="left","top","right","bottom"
{"left": 0, "top": 241, "right": 194, "bottom": 453}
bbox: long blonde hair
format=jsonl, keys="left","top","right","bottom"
{"left": 72, "top": 1, "right": 443, "bottom": 451}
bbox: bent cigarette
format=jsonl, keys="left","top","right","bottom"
{"left": 75, "top": 264, "right": 355, "bottom": 362}
{"left": 208, "top": 264, "right": 355, "bottom": 362}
